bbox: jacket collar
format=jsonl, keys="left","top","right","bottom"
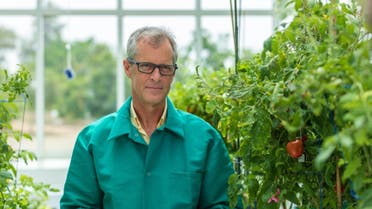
{"left": 107, "top": 96, "right": 184, "bottom": 141}
{"left": 160, "top": 97, "right": 185, "bottom": 138}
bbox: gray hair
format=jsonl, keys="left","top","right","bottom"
{"left": 126, "top": 26, "right": 178, "bottom": 64}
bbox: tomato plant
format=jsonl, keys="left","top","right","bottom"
{"left": 180, "top": 0, "right": 372, "bottom": 208}
{"left": 0, "top": 66, "right": 58, "bottom": 208}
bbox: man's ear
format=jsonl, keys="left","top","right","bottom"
{"left": 123, "top": 59, "right": 131, "bottom": 77}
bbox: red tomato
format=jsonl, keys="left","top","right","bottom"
{"left": 286, "top": 139, "right": 304, "bottom": 158}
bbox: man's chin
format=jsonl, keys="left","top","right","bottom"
{"left": 144, "top": 95, "right": 166, "bottom": 106}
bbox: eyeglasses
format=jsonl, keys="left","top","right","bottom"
{"left": 127, "top": 58, "right": 178, "bottom": 76}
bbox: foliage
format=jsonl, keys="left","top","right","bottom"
{"left": 170, "top": 25, "right": 242, "bottom": 127}
{"left": 0, "top": 27, "right": 16, "bottom": 50}
{"left": 170, "top": 68, "right": 229, "bottom": 129}
{"left": 18, "top": 12, "right": 118, "bottom": 121}
{"left": 170, "top": 28, "right": 239, "bottom": 146}
{"left": 44, "top": 38, "right": 117, "bottom": 119}
{"left": 180, "top": 28, "right": 234, "bottom": 72}
{"left": 0, "top": 66, "right": 58, "bottom": 208}
{"left": 0, "top": 26, "right": 17, "bottom": 63}
{"left": 174, "top": 0, "right": 372, "bottom": 208}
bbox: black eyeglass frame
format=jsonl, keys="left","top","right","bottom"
{"left": 127, "top": 58, "right": 178, "bottom": 76}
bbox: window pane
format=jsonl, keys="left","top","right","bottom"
{"left": 240, "top": 16, "right": 273, "bottom": 52}
{"left": 0, "top": 0, "right": 36, "bottom": 9}
{"left": 0, "top": 16, "right": 36, "bottom": 153}
{"left": 123, "top": 16, "right": 195, "bottom": 54}
{"left": 202, "top": 0, "right": 273, "bottom": 10}
{"left": 202, "top": 15, "right": 273, "bottom": 59}
{"left": 201, "top": 16, "right": 234, "bottom": 50}
{"left": 201, "top": 0, "right": 230, "bottom": 10}
{"left": 0, "top": 16, "right": 34, "bottom": 74}
{"left": 200, "top": 16, "right": 234, "bottom": 69}
{"left": 44, "top": 15, "right": 117, "bottom": 158}
{"left": 242, "top": 0, "right": 273, "bottom": 10}
{"left": 45, "top": 0, "right": 116, "bottom": 9}
{"left": 60, "top": 16, "right": 116, "bottom": 49}
{"left": 124, "top": 0, "right": 195, "bottom": 10}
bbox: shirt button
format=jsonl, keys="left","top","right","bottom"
{"left": 146, "top": 172, "right": 151, "bottom": 176}
{"left": 134, "top": 133, "right": 139, "bottom": 137}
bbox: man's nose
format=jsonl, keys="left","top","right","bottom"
{"left": 150, "top": 66, "right": 162, "bottom": 80}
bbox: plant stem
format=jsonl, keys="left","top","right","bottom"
{"left": 336, "top": 154, "right": 342, "bottom": 209}
{"left": 282, "top": 201, "right": 287, "bottom": 209}
{"left": 363, "top": 146, "right": 372, "bottom": 175}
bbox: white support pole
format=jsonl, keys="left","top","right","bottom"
{"left": 36, "top": 0, "right": 45, "bottom": 159}
{"left": 195, "top": 0, "right": 202, "bottom": 65}
{"left": 116, "top": 0, "right": 125, "bottom": 109}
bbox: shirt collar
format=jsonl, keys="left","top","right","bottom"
{"left": 130, "top": 99, "right": 167, "bottom": 130}
{"left": 130, "top": 100, "right": 167, "bottom": 144}
{"left": 107, "top": 97, "right": 184, "bottom": 141}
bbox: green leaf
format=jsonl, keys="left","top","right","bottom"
{"left": 335, "top": 132, "right": 353, "bottom": 149}
{"left": 315, "top": 144, "right": 335, "bottom": 170}
{"left": 284, "top": 190, "right": 300, "bottom": 205}
{"left": 342, "top": 157, "right": 361, "bottom": 181}
{"left": 250, "top": 108, "right": 272, "bottom": 147}
{"left": 228, "top": 173, "right": 240, "bottom": 209}
{"left": 0, "top": 170, "right": 13, "bottom": 182}
{"left": 247, "top": 176, "right": 259, "bottom": 200}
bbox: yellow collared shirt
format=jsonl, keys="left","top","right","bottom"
{"left": 130, "top": 101, "right": 167, "bottom": 144}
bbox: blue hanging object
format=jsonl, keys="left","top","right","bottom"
{"left": 64, "top": 68, "right": 74, "bottom": 79}
{"left": 64, "top": 43, "right": 74, "bottom": 79}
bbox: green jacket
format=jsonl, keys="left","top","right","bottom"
{"left": 60, "top": 97, "right": 235, "bottom": 209}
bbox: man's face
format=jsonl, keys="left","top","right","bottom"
{"left": 124, "top": 38, "right": 175, "bottom": 107}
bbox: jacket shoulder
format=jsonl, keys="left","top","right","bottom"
{"left": 77, "top": 113, "right": 117, "bottom": 144}
{"left": 176, "top": 110, "right": 220, "bottom": 138}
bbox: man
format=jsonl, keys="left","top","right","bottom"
{"left": 60, "top": 26, "right": 236, "bottom": 209}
